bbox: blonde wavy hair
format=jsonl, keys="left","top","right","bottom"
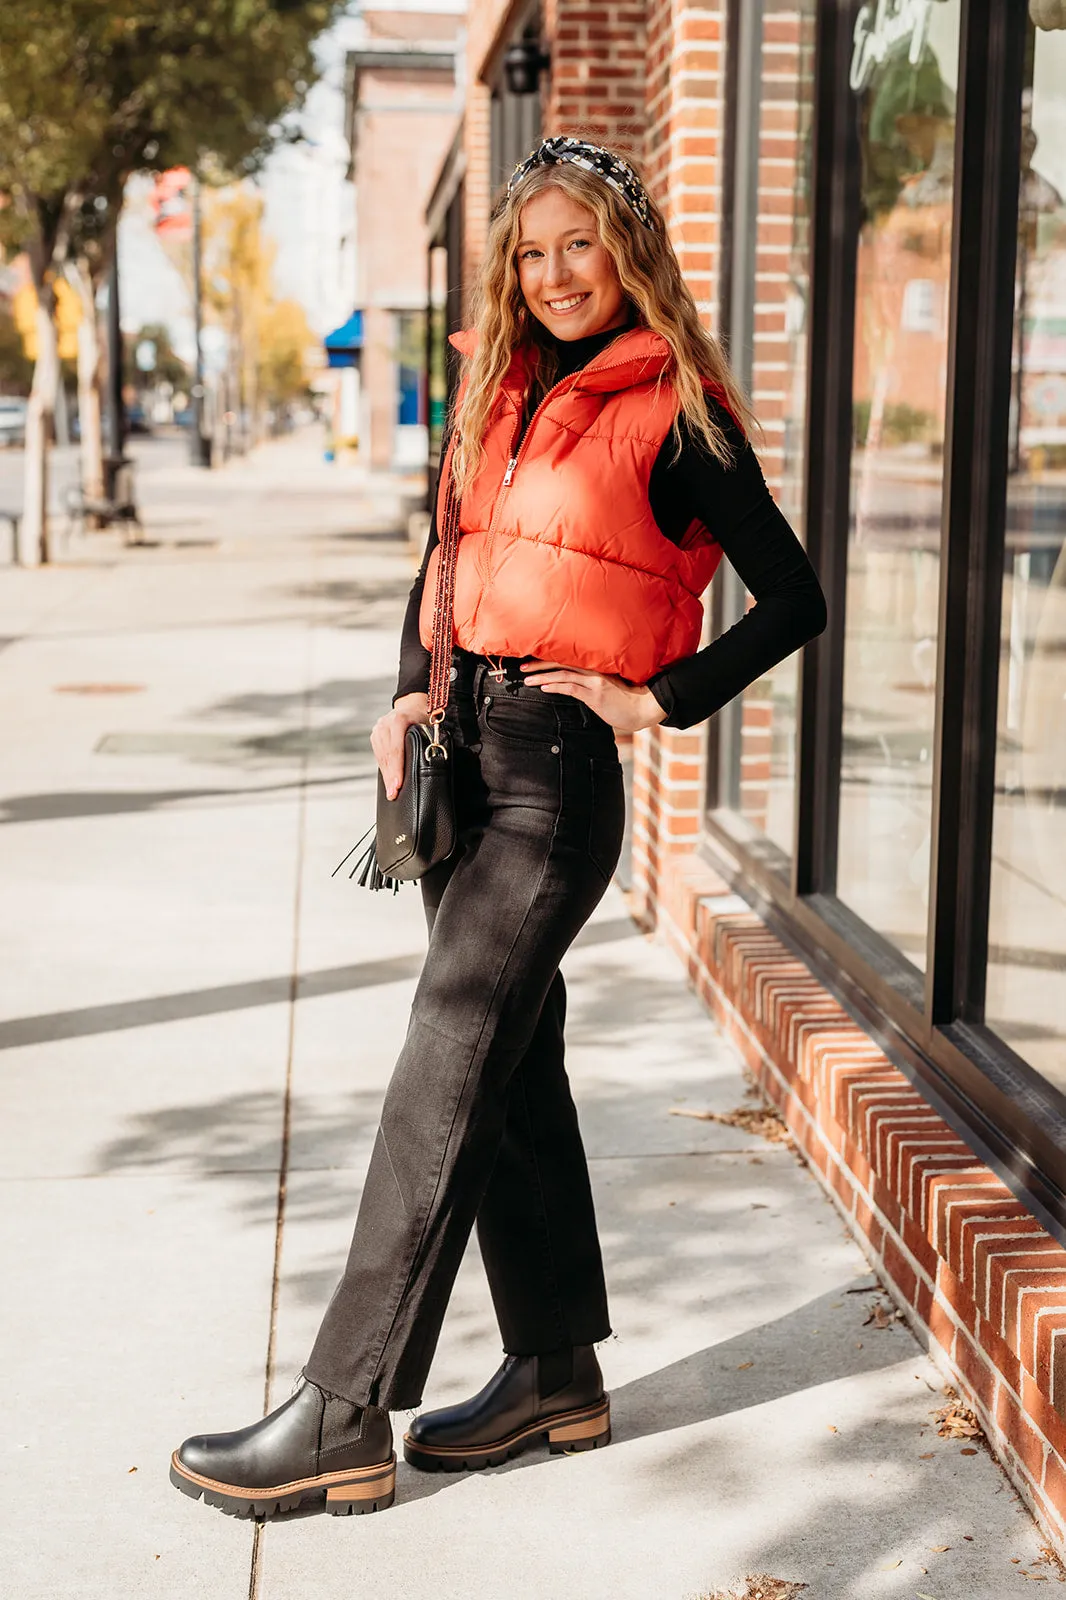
{"left": 450, "top": 153, "right": 756, "bottom": 496}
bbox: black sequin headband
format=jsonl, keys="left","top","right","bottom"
{"left": 507, "top": 136, "right": 654, "bottom": 230}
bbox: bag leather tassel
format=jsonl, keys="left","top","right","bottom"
{"left": 331, "top": 822, "right": 402, "bottom": 894}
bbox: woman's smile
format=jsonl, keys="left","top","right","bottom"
{"left": 517, "top": 188, "right": 627, "bottom": 340}
{"left": 545, "top": 291, "right": 591, "bottom": 316}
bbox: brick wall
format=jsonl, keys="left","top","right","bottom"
{"left": 355, "top": 65, "right": 458, "bottom": 467}
{"left": 543, "top": 0, "right": 647, "bottom": 158}
{"left": 462, "top": 0, "right": 654, "bottom": 288}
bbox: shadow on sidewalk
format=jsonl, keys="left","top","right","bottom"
{"left": 0, "top": 918, "right": 636, "bottom": 1051}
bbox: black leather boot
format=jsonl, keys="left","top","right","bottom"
{"left": 170, "top": 1376, "right": 395, "bottom": 1517}
{"left": 404, "top": 1345, "right": 610, "bottom": 1471}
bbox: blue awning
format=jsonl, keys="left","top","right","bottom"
{"left": 324, "top": 310, "right": 364, "bottom": 368}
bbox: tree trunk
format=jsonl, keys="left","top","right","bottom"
{"left": 66, "top": 260, "right": 105, "bottom": 515}
{"left": 20, "top": 293, "right": 59, "bottom": 567}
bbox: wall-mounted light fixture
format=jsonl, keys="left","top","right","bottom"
{"left": 503, "top": 34, "right": 551, "bottom": 96}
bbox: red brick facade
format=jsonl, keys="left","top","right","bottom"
{"left": 447, "top": 0, "right": 1066, "bottom": 1554}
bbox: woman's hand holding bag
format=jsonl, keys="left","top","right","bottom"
{"left": 373, "top": 693, "right": 430, "bottom": 801}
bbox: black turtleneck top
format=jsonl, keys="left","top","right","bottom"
{"left": 394, "top": 322, "right": 826, "bottom": 729}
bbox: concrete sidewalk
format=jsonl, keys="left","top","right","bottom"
{"left": 0, "top": 432, "right": 1052, "bottom": 1599}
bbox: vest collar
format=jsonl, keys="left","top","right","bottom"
{"left": 448, "top": 324, "right": 673, "bottom": 402}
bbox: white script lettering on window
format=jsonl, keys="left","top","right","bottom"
{"left": 850, "top": 0, "right": 936, "bottom": 92}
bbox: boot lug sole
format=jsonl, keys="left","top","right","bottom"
{"left": 403, "top": 1395, "right": 611, "bottom": 1473}
{"left": 169, "top": 1450, "right": 396, "bottom": 1518}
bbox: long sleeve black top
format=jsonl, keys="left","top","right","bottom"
{"left": 394, "top": 323, "right": 827, "bottom": 729}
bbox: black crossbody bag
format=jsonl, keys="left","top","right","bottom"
{"left": 333, "top": 457, "right": 463, "bottom": 892}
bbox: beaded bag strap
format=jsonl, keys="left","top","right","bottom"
{"left": 426, "top": 447, "right": 462, "bottom": 750}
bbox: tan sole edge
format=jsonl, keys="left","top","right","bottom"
{"left": 404, "top": 1397, "right": 610, "bottom": 1462}
{"left": 170, "top": 1449, "right": 396, "bottom": 1502}
{"left": 547, "top": 1411, "right": 608, "bottom": 1444}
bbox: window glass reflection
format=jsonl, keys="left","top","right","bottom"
{"left": 987, "top": 20, "right": 1066, "bottom": 1081}
{"left": 836, "top": 1, "right": 961, "bottom": 971}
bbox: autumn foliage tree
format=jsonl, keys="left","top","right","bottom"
{"left": 258, "top": 299, "right": 317, "bottom": 412}
{"left": 0, "top": 1, "right": 341, "bottom": 564}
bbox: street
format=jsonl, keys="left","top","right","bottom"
{"left": 0, "top": 433, "right": 1051, "bottom": 1599}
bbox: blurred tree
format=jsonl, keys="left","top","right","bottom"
{"left": 861, "top": 39, "right": 955, "bottom": 223}
{"left": 258, "top": 299, "right": 316, "bottom": 412}
{"left": 12, "top": 278, "right": 82, "bottom": 362}
{"left": 0, "top": 0, "right": 341, "bottom": 563}
{"left": 203, "top": 187, "right": 274, "bottom": 450}
{"left": 123, "top": 322, "right": 188, "bottom": 391}
{"left": 0, "top": 305, "right": 34, "bottom": 394}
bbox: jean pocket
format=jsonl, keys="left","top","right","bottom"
{"left": 588, "top": 757, "right": 626, "bottom": 885}
{"left": 482, "top": 695, "right": 560, "bottom": 752}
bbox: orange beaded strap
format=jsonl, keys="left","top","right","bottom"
{"left": 426, "top": 452, "right": 462, "bottom": 752}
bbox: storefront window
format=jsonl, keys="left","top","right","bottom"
{"left": 836, "top": 0, "right": 961, "bottom": 971}
{"left": 987, "top": 18, "right": 1066, "bottom": 1083}
{"left": 716, "top": 0, "right": 815, "bottom": 869}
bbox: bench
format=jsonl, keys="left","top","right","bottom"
{"left": 64, "top": 456, "right": 143, "bottom": 544}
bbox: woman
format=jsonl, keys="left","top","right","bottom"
{"left": 170, "top": 136, "right": 826, "bottom": 1518}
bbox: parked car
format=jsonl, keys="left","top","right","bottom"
{"left": 0, "top": 396, "right": 27, "bottom": 447}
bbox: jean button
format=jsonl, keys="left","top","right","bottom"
{"left": 449, "top": 665, "right": 458, "bottom": 682}
{"left": 551, "top": 744, "right": 560, "bottom": 754}
{"left": 484, "top": 695, "right": 493, "bottom": 706}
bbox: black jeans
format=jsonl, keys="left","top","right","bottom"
{"left": 305, "top": 654, "right": 626, "bottom": 1409}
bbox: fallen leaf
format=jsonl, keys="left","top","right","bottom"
{"left": 667, "top": 1105, "right": 793, "bottom": 1143}
{"left": 928, "top": 1545, "right": 950, "bottom": 1552}
{"left": 933, "top": 1389, "right": 984, "bottom": 1441}
{"left": 962, "top": 1536, "right": 973, "bottom": 1542}
{"left": 880, "top": 1560, "right": 902, "bottom": 1570}
{"left": 693, "top": 1575, "right": 808, "bottom": 1600}
{"left": 1034, "top": 1546, "right": 1066, "bottom": 1577}
{"left": 128, "top": 1466, "right": 138, "bottom": 1474}
{"left": 827, "top": 1425, "right": 838, "bottom": 1433}
{"left": 737, "top": 1362, "right": 754, "bottom": 1370}
{"left": 916, "top": 1592, "right": 939, "bottom": 1599}
{"left": 919, "top": 1453, "right": 934, "bottom": 1459}
{"left": 960, "top": 1447, "right": 978, "bottom": 1456}
{"left": 864, "top": 1302, "right": 895, "bottom": 1329}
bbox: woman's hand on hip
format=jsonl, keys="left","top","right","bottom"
{"left": 372, "top": 692, "right": 430, "bottom": 801}
{"left": 520, "top": 661, "right": 669, "bottom": 733}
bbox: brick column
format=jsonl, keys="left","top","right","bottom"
{"left": 630, "top": 724, "right": 708, "bottom": 927}
{"left": 631, "top": 0, "right": 727, "bottom": 926}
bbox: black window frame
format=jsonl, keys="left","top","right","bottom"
{"left": 704, "top": 0, "right": 1066, "bottom": 1240}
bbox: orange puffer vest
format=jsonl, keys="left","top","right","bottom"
{"left": 419, "top": 326, "right": 725, "bottom": 684}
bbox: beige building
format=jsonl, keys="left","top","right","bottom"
{"left": 345, "top": 5, "right": 464, "bottom": 470}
